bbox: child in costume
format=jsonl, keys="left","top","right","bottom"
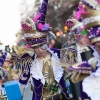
{"left": 61, "top": 17, "right": 93, "bottom": 100}
{"left": 66, "top": 0, "right": 100, "bottom": 100}
{"left": 76, "top": 0, "right": 100, "bottom": 99}
{"left": 16, "top": 0, "right": 71, "bottom": 100}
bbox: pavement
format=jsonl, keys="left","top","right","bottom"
{"left": 23, "top": 82, "right": 32, "bottom": 100}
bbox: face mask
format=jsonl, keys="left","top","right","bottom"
{"left": 32, "top": 44, "right": 48, "bottom": 50}
{"left": 40, "top": 44, "right": 48, "bottom": 50}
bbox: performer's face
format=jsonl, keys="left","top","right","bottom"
{"left": 33, "top": 44, "right": 48, "bottom": 58}
{"left": 94, "top": 41, "right": 100, "bottom": 56}
{"left": 78, "top": 35, "right": 90, "bottom": 45}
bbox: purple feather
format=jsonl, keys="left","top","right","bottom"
{"left": 36, "top": 0, "right": 50, "bottom": 32}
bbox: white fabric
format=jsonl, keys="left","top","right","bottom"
{"left": 82, "top": 50, "right": 100, "bottom": 100}
{"left": 30, "top": 48, "right": 64, "bottom": 84}
{"left": 93, "top": 50, "right": 100, "bottom": 66}
{"left": 82, "top": 0, "right": 100, "bottom": 10}
{"left": 6, "top": 53, "right": 11, "bottom": 61}
{"left": 71, "top": 22, "right": 83, "bottom": 31}
{"left": 76, "top": 43, "right": 82, "bottom": 63}
{"left": 83, "top": 16, "right": 100, "bottom": 27}
{"left": 0, "top": 85, "right": 6, "bottom": 96}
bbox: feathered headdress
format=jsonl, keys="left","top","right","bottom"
{"left": 21, "top": 0, "right": 51, "bottom": 48}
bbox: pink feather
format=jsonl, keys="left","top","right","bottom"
{"left": 33, "top": 13, "right": 41, "bottom": 22}
{"left": 21, "top": 23, "right": 32, "bottom": 30}
{"left": 37, "top": 23, "right": 44, "bottom": 30}
{"left": 74, "top": 2, "right": 90, "bottom": 20}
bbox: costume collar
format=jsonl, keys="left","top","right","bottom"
{"left": 30, "top": 48, "right": 64, "bottom": 84}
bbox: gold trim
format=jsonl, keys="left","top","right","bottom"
{"left": 40, "top": 86, "right": 43, "bottom": 100}
{"left": 91, "top": 37, "right": 100, "bottom": 43}
{"left": 86, "top": 22, "right": 100, "bottom": 29}
{"left": 82, "top": 9, "right": 100, "bottom": 18}
{"left": 82, "top": 4, "right": 100, "bottom": 28}
{"left": 26, "top": 35, "right": 47, "bottom": 39}
{"left": 34, "top": 84, "right": 43, "bottom": 89}
{"left": 83, "top": 0, "right": 100, "bottom": 9}
{"left": 31, "top": 42, "right": 47, "bottom": 48}
{"left": 24, "top": 30, "right": 47, "bottom": 34}
{"left": 58, "top": 82, "right": 70, "bottom": 99}
{"left": 23, "top": 30, "right": 47, "bottom": 39}
{"left": 34, "top": 85, "right": 43, "bottom": 96}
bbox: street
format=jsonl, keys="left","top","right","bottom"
{"left": 23, "top": 82, "right": 32, "bottom": 100}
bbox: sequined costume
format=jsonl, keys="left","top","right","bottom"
{"left": 0, "top": 52, "right": 9, "bottom": 100}
{"left": 16, "top": 0, "right": 71, "bottom": 99}
{"left": 81, "top": 0, "right": 100, "bottom": 99}
{"left": 65, "top": 0, "right": 100, "bottom": 100}
{"left": 17, "top": 48, "right": 70, "bottom": 100}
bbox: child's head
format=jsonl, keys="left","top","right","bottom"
{"left": 77, "top": 34, "right": 90, "bottom": 46}
{"left": 94, "top": 41, "right": 100, "bottom": 56}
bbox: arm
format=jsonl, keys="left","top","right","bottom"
{"left": 19, "top": 69, "right": 30, "bottom": 95}
{"left": 70, "top": 57, "right": 97, "bottom": 83}
{"left": 16, "top": 53, "right": 32, "bottom": 96}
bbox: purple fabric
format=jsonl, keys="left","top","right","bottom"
{"left": 36, "top": 0, "right": 50, "bottom": 32}
{"left": 70, "top": 61, "right": 91, "bottom": 71}
{"left": 39, "top": 0, "right": 48, "bottom": 24}
{"left": 88, "top": 26, "right": 100, "bottom": 40}
{"left": 51, "top": 48, "right": 60, "bottom": 58}
{"left": 66, "top": 20, "right": 74, "bottom": 29}
{"left": 19, "top": 69, "right": 30, "bottom": 86}
{"left": 32, "top": 78, "right": 43, "bottom": 100}
{"left": 26, "top": 37, "right": 47, "bottom": 47}
{"left": 79, "top": 62, "right": 91, "bottom": 68}
{"left": 31, "top": 76, "right": 70, "bottom": 100}
{"left": 18, "top": 53, "right": 31, "bottom": 85}
{"left": 0, "top": 53, "right": 7, "bottom": 67}
{"left": 59, "top": 76, "right": 70, "bottom": 99}
{"left": 16, "top": 53, "right": 31, "bottom": 61}
{"left": 18, "top": 49, "right": 71, "bottom": 100}
{"left": 82, "top": 0, "right": 96, "bottom": 10}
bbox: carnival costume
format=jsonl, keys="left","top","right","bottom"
{"left": 16, "top": 0, "right": 71, "bottom": 100}
{"left": 77, "top": 0, "right": 100, "bottom": 99}
{"left": 60, "top": 1, "right": 100, "bottom": 99}
{"left": 0, "top": 48, "right": 9, "bottom": 100}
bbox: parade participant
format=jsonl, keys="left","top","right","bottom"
{"left": 61, "top": 17, "right": 93, "bottom": 100}
{"left": 16, "top": 0, "right": 71, "bottom": 100}
{"left": 0, "top": 67, "right": 8, "bottom": 100}
{"left": 82, "top": 34, "right": 100, "bottom": 100}
{"left": 68, "top": 0, "right": 100, "bottom": 100}
{"left": 0, "top": 49, "right": 9, "bottom": 100}
{"left": 73, "top": 0, "right": 100, "bottom": 99}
